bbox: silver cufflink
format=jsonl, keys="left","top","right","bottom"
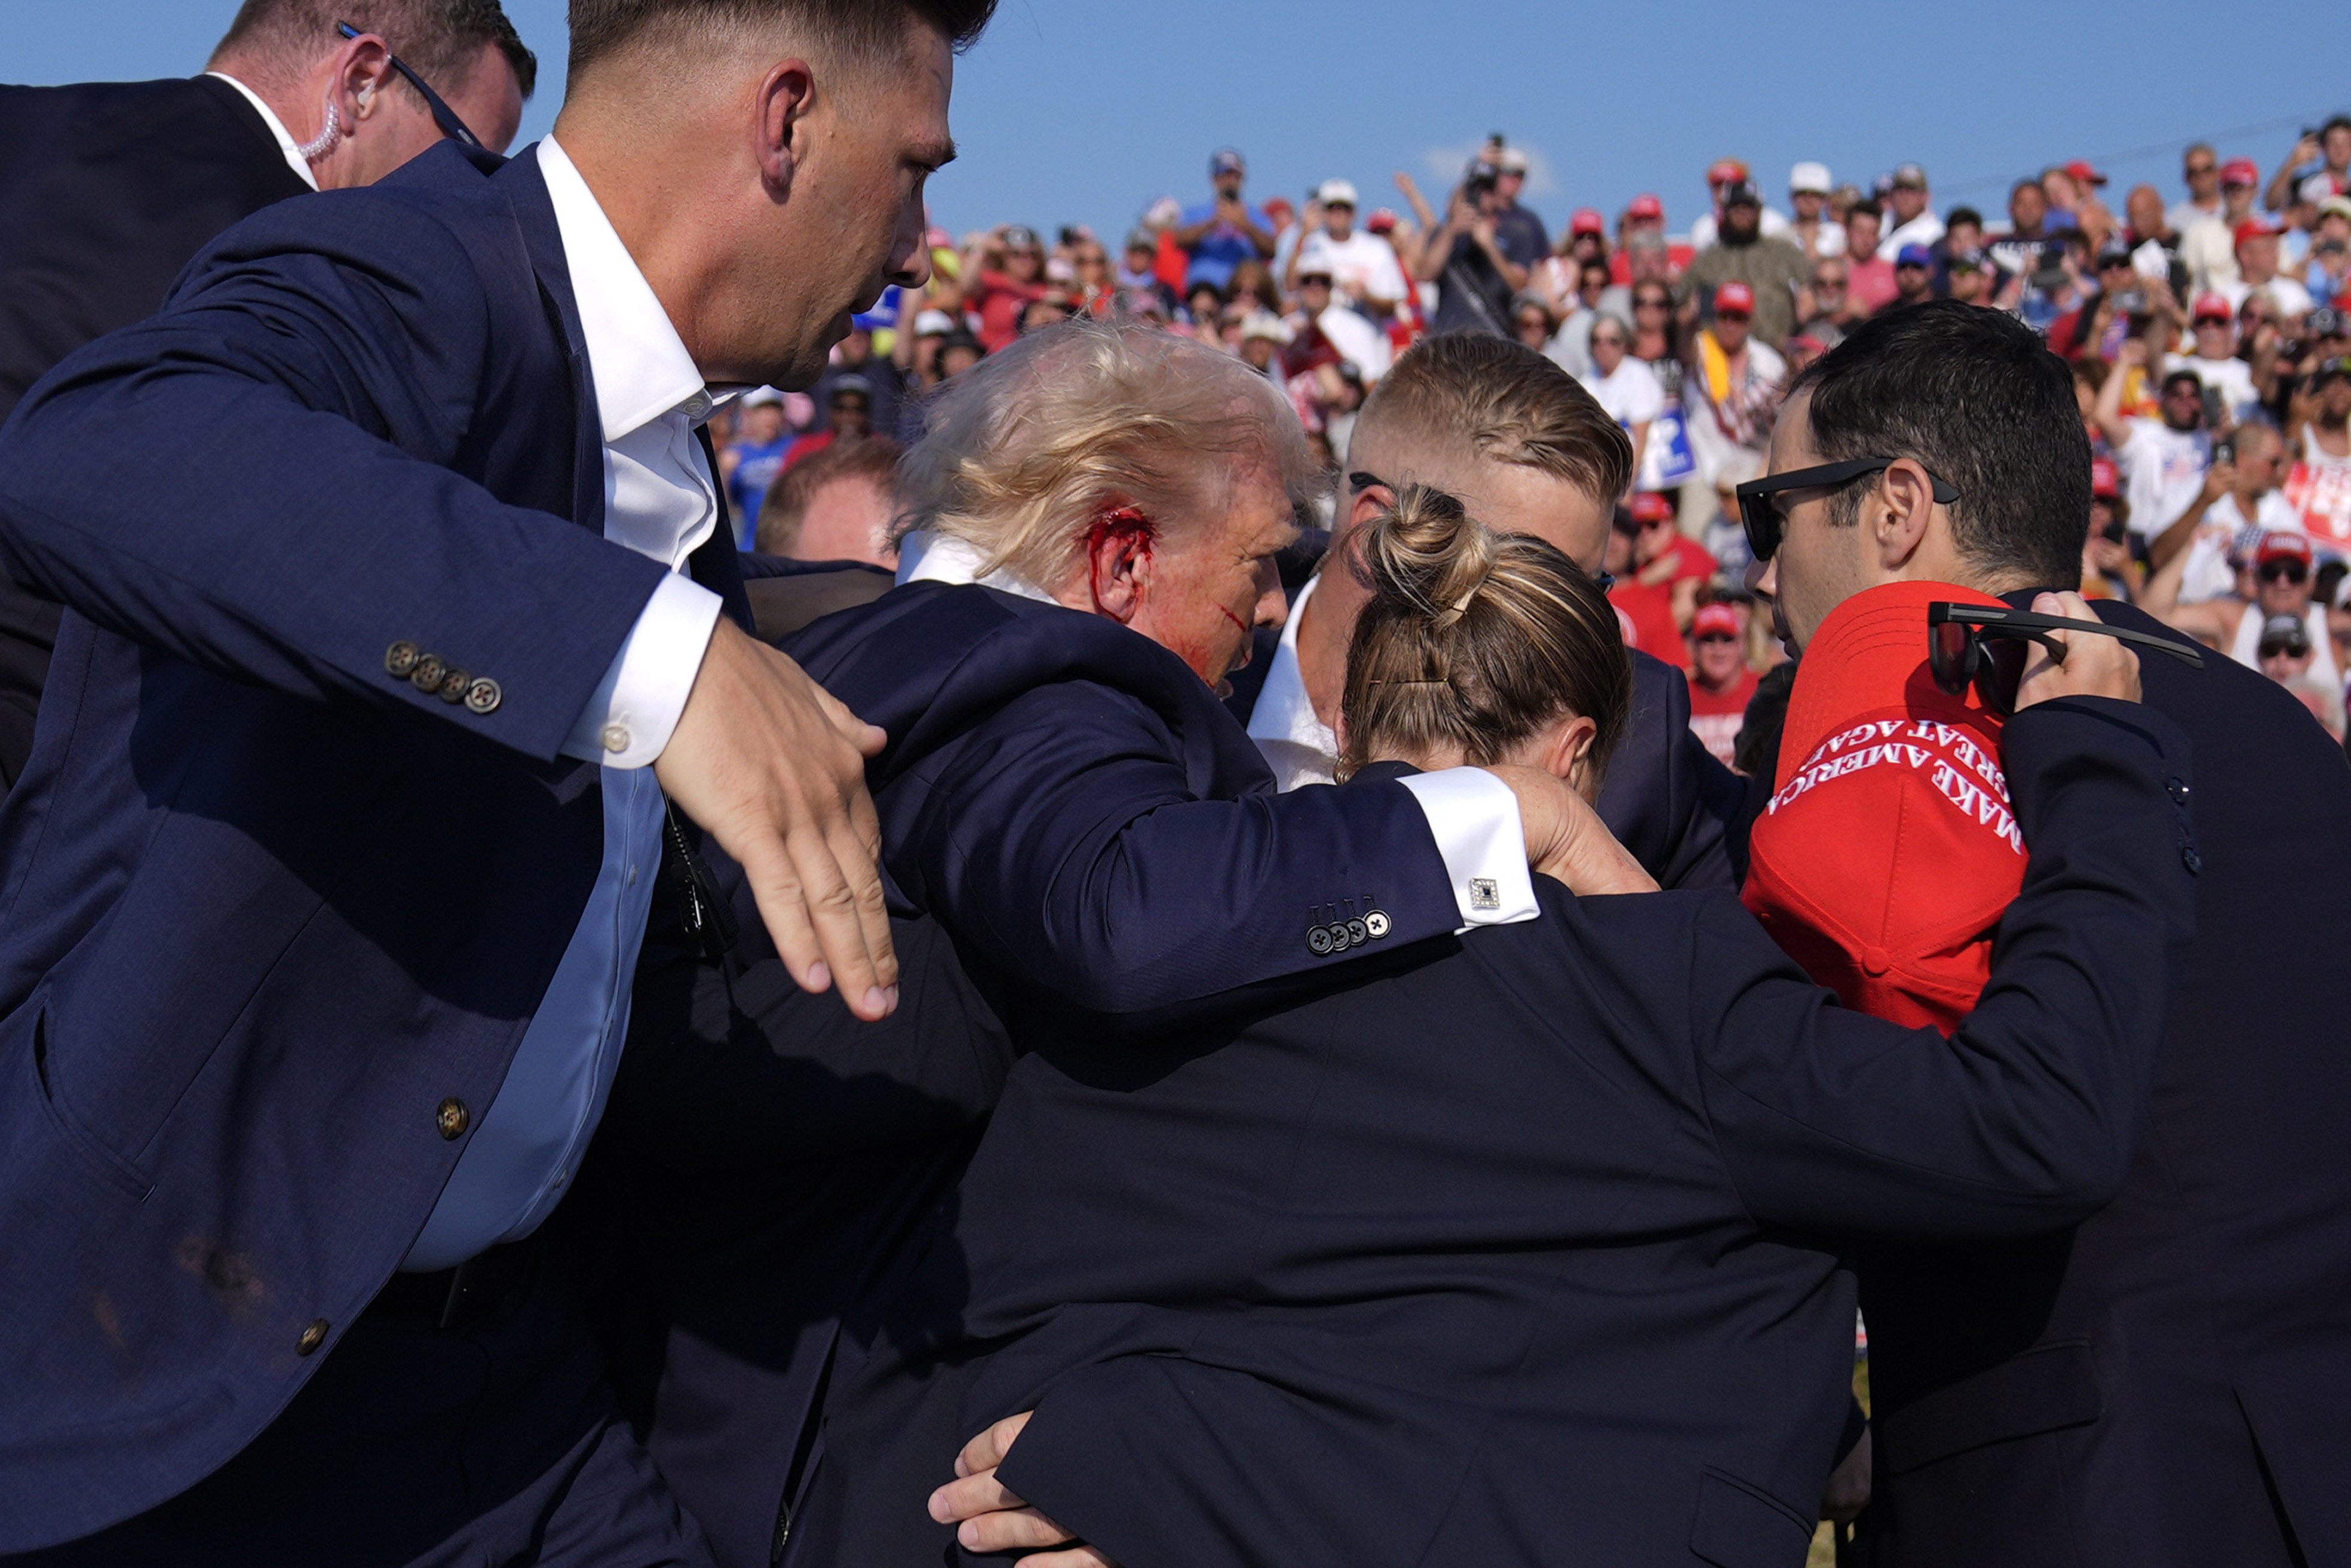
{"left": 1469, "top": 878, "right": 1500, "bottom": 912}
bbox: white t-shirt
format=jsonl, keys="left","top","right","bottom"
{"left": 1579, "top": 355, "right": 1666, "bottom": 427}
{"left": 2163, "top": 352, "right": 2260, "bottom": 420}
{"left": 1302, "top": 302, "right": 1393, "bottom": 383}
{"left": 1877, "top": 211, "right": 1947, "bottom": 262}
{"left": 2176, "top": 489, "right": 2303, "bottom": 604}
{"left": 2213, "top": 274, "right": 2316, "bottom": 319}
{"left": 1294, "top": 230, "right": 1410, "bottom": 311}
{"left": 2115, "top": 417, "right": 2211, "bottom": 542}
{"left": 2285, "top": 428, "right": 2351, "bottom": 548}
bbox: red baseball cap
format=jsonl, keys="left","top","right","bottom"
{"left": 2062, "top": 159, "right": 2108, "bottom": 187}
{"left": 2258, "top": 531, "right": 2315, "bottom": 567}
{"left": 2221, "top": 157, "right": 2261, "bottom": 186}
{"left": 1365, "top": 207, "right": 1399, "bottom": 235}
{"left": 1715, "top": 281, "right": 1756, "bottom": 317}
{"left": 2192, "top": 292, "right": 2235, "bottom": 322}
{"left": 2090, "top": 458, "right": 2120, "bottom": 499}
{"left": 1627, "top": 193, "right": 1665, "bottom": 222}
{"left": 1707, "top": 158, "right": 1750, "bottom": 186}
{"left": 1692, "top": 603, "right": 1744, "bottom": 639}
{"left": 2236, "top": 216, "right": 2281, "bottom": 249}
{"left": 1571, "top": 207, "right": 1606, "bottom": 235}
{"left": 1631, "top": 492, "right": 1676, "bottom": 524}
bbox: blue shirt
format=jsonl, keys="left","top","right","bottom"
{"left": 1181, "top": 201, "right": 1270, "bottom": 290}
{"left": 729, "top": 435, "right": 794, "bottom": 547}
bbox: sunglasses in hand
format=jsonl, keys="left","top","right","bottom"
{"left": 1929, "top": 602, "right": 2203, "bottom": 716}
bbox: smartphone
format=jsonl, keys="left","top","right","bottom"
{"left": 2203, "top": 388, "right": 2229, "bottom": 429}
{"left": 2214, "top": 434, "right": 2237, "bottom": 466}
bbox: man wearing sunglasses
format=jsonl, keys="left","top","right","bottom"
{"left": 2145, "top": 527, "right": 2341, "bottom": 691}
{"left": 0, "top": 0, "right": 999, "bottom": 1563}
{"left": 1739, "top": 299, "right": 2351, "bottom": 1567}
{"left": 0, "top": 5, "right": 535, "bottom": 803}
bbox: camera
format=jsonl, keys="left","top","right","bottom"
{"left": 2112, "top": 289, "right": 2149, "bottom": 316}
{"left": 2214, "top": 435, "right": 2237, "bottom": 467}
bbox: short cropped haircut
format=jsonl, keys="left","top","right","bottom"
{"left": 894, "top": 315, "right": 1323, "bottom": 591}
{"left": 1792, "top": 299, "right": 2090, "bottom": 587}
{"left": 756, "top": 435, "right": 903, "bottom": 556}
{"left": 214, "top": 0, "right": 536, "bottom": 99}
{"left": 570, "top": 0, "right": 996, "bottom": 80}
{"left": 1351, "top": 333, "right": 1632, "bottom": 508}
{"left": 1339, "top": 485, "right": 1631, "bottom": 786}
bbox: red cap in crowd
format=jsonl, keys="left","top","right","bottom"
{"left": 1365, "top": 207, "right": 1399, "bottom": 235}
{"left": 1571, "top": 207, "right": 1606, "bottom": 235}
{"left": 1631, "top": 492, "right": 1676, "bottom": 525}
{"left": 2192, "top": 293, "right": 2234, "bottom": 323}
{"left": 2063, "top": 159, "right": 2108, "bottom": 187}
{"left": 1707, "top": 158, "right": 1750, "bottom": 186}
{"left": 1715, "top": 281, "right": 1756, "bottom": 317}
{"left": 2091, "top": 458, "right": 2120, "bottom": 499}
{"left": 1691, "top": 603, "right": 1744, "bottom": 639}
{"left": 2221, "top": 157, "right": 2261, "bottom": 186}
{"left": 1627, "top": 194, "right": 1665, "bottom": 221}
{"left": 2236, "top": 216, "right": 2280, "bottom": 250}
{"left": 2258, "top": 531, "right": 2314, "bottom": 567}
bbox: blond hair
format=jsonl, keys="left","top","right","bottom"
{"left": 894, "top": 316, "right": 1324, "bottom": 591}
{"left": 1349, "top": 332, "right": 1632, "bottom": 504}
{"left": 1338, "top": 485, "right": 1631, "bottom": 784}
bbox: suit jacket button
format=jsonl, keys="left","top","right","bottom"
{"left": 436, "top": 667, "right": 471, "bottom": 704}
{"left": 436, "top": 1097, "right": 469, "bottom": 1140}
{"left": 1308, "top": 925, "right": 1336, "bottom": 956}
{"left": 464, "top": 678, "right": 502, "bottom": 716}
{"left": 2181, "top": 845, "right": 2203, "bottom": 875}
{"left": 384, "top": 642, "right": 421, "bottom": 678}
{"left": 2167, "top": 777, "right": 2191, "bottom": 806}
{"left": 296, "top": 1318, "right": 329, "bottom": 1357}
{"left": 409, "top": 655, "right": 447, "bottom": 693}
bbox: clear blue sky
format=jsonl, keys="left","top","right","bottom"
{"left": 11, "top": 0, "right": 2342, "bottom": 243}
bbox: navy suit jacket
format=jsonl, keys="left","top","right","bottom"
{"left": 788, "top": 698, "right": 2196, "bottom": 1568}
{"left": 1851, "top": 599, "right": 2351, "bottom": 1568}
{"left": 0, "top": 143, "right": 747, "bottom": 1549}
{"left": 0, "top": 75, "right": 315, "bottom": 795}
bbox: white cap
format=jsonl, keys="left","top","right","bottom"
{"left": 1495, "top": 147, "right": 1530, "bottom": 174}
{"left": 741, "top": 386, "right": 784, "bottom": 409}
{"left": 913, "top": 309, "right": 956, "bottom": 337}
{"left": 1317, "top": 177, "right": 1359, "bottom": 207}
{"left": 1790, "top": 161, "right": 1833, "bottom": 195}
{"left": 1239, "top": 310, "right": 1294, "bottom": 345}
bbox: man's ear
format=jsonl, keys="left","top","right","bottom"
{"left": 329, "top": 33, "right": 398, "bottom": 124}
{"left": 1084, "top": 505, "right": 1156, "bottom": 625}
{"left": 753, "top": 59, "right": 817, "bottom": 196}
{"left": 1874, "top": 459, "right": 1938, "bottom": 572}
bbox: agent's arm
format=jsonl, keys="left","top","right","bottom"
{"left": 0, "top": 191, "right": 897, "bottom": 1012}
{"left": 1704, "top": 616, "right": 2196, "bottom": 1238}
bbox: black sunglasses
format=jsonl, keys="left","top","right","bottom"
{"left": 1928, "top": 602, "right": 2203, "bottom": 717}
{"left": 336, "top": 21, "right": 484, "bottom": 151}
{"left": 2258, "top": 559, "right": 2310, "bottom": 585}
{"left": 1347, "top": 471, "right": 1615, "bottom": 592}
{"left": 1735, "top": 458, "right": 1960, "bottom": 563}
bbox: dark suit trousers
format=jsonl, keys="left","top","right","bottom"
{"left": 2, "top": 1260, "right": 713, "bottom": 1568}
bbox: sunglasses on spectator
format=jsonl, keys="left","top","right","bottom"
{"left": 2186, "top": 161, "right": 2219, "bottom": 177}
{"left": 1815, "top": 274, "right": 1847, "bottom": 289}
{"left": 1928, "top": 602, "right": 2202, "bottom": 716}
{"left": 335, "top": 21, "right": 483, "bottom": 151}
{"left": 2260, "top": 559, "right": 2310, "bottom": 585}
{"left": 1591, "top": 333, "right": 1626, "bottom": 346}
{"left": 1350, "top": 470, "right": 1615, "bottom": 591}
{"left": 1695, "top": 633, "right": 1739, "bottom": 646}
{"left": 1716, "top": 309, "right": 1751, "bottom": 322}
{"left": 2260, "top": 634, "right": 2312, "bottom": 659}
{"left": 1635, "top": 296, "right": 1671, "bottom": 309}
{"left": 1735, "top": 457, "right": 1960, "bottom": 563}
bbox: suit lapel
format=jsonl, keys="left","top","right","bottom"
{"left": 497, "top": 150, "right": 607, "bottom": 539}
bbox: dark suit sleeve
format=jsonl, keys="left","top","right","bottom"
{"left": 1599, "top": 649, "right": 1743, "bottom": 891}
{"left": 905, "top": 680, "right": 1462, "bottom": 1014}
{"left": 1697, "top": 697, "right": 2197, "bottom": 1240}
{"left": 0, "top": 189, "right": 665, "bottom": 762}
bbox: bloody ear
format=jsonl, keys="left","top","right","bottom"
{"left": 1085, "top": 505, "right": 1156, "bottom": 623}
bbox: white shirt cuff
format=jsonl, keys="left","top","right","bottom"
{"left": 1396, "top": 767, "right": 1540, "bottom": 931}
{"left": 560, "top": 573, "right": 725, "bottom": 768}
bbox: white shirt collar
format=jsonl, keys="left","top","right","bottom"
{"left": 205, "top": 71, "right": 320, "bottom": 192}
{"left": 536, "top": 137, "right": 712, "bottom": 443}
{"left": 1244, "top": 571, "right": 1339, "bottom": 785}
{"left": 894, "top": 531, "right": 1059, "bottom": 604}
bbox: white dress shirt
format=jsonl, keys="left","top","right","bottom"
{"left": 405, "top": 137, "right": 726, "bottom": 1271}
{"left": 205, "top": 72, "right": 321, "bottom": 192}
{"left": 896, "top": 554, "right": 1539, "bottom": 933}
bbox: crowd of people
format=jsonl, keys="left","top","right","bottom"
{"left": 722, "top": 122, "right": 2351, "bottom": 756}
{"left": 2, "top": 3, "right": 2349, "bottom": 1568}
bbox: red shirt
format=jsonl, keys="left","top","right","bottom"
{"left": 968, "top": 270, "right": 1048, "bottom": 353}
{"left": 1741, "top": 581, "right": 2020, "bottom": 1032}
{"left": 1686, "top": 666, "right": 1759, "bottom": 769}
{"left": 1609, "top": 581, "right": 1683, "bottom": 664}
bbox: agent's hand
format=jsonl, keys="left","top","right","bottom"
{"left": 655, "top": 619, "right": 897, "bottom": 1019}
{"left": 2015, "top": 591, "right": 2143, "bottom": 709}
{"left": 1488, "top": 764, "right": 1661, "bottom": 896}
{"left": 928, "top": 1413, "right": 1119, "bottom": 1567}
